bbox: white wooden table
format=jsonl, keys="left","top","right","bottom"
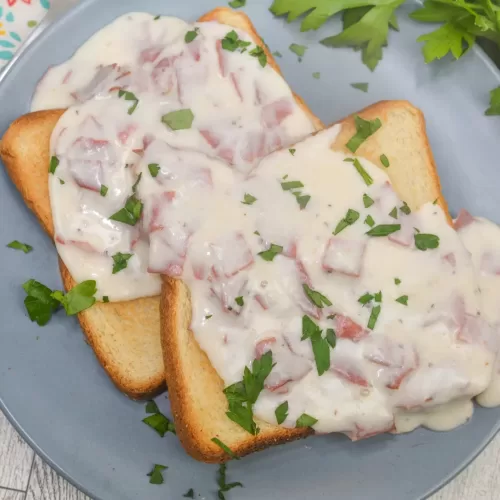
{"left": 0, "top": 408, "right": 498, "bottom": 500}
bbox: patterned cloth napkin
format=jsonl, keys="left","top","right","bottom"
{"left": 0, "top": 0, "right": 50, "bottom": 68}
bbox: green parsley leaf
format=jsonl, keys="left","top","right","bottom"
{"left": 311, "top": 334, "right": 331, "bottom": 376}
{"left": 333, "top": 208, "right": 360, "bottom": 235}
{"left": 374, "top": 291, "right": 382, "bottom": 302}
{"left": 51, "top": 280, "right": 97, "bottom": 316}
{"left": 205, "top": 314, "right": 212, "bottom": 320}
{"left": 118, "top": 89, "right": 139, "bottom": 114}
{"left": 389, "top": 207, "right": 398, "bottom": 219}
{"left": 145, "top": 400, "right": 160, "bottom": 414}
{"left": 346, "top": 115, "right": 382, "bottom": 153}
{"left": 289, "top": 43, "right": 307, "bottom": 58}
{"left": 400, "top": 201, "right": 411, "bottom": 215}
{"left": 103, "top": 296, "right": 109, "bottom": 303}
{"left": 7, "top": 240, "right": 32, "bottom": 253}
{"left": 100, "top": 185, "right": 108, "bottom": 197}
{"left": 367, "top": 304, "right": 381, "bottom": 330}
{"left": 22, "top": 279, "right": 60, "bottom": 326}
{"left": 363, "top": 193, "right": 374, "bottom": 208}
{"left": 112, "top": 252, "right": 133, "bottom": 274}
{"left": 295, "top": 193, "right": 311, "bottom": 210}
{"left": 229, "top": 0, "right": 246, "bottom": 8}
{"left": 148, "top": 163, "right": 160, "bottom": 177}
{"left": 486, "top": 87, "right": 500, "bottom": 116}
{"left": 303, "top": 284, "right": 332, "bottom": 308}
{"left": 217, "top": 464, "right": 243, "bottom": 500}
{"left": 296, "top": 413, "right": 318, "bottom": 428}
{"left": 183, "top": 489, "right": 195, "bottom": 499}
{"left": 380, "top": 154, "right": 390, "bottom": 168}
{"left": 153, "top": 15, "right": 160, "bottom": 20}
{"left": 235, "top": 296, "right": 244, "bottom": 307}
{"left": 258, "top": 243, "right": 283, "bottom": 261}
{"left": 394, "top": 278, "right": 401, "bottom": 285}
{"left": 396, "top": 295, "right": 408, "bottom": 305}
{"left": 301, "top": 315, "right": 322, "bottom": 341}
{"left": 358, "top": 293, "right": 373, "bottom": 305}
{"left": 132, "top": 173, "right": 142, "bottom": 194}
{"left": 289, "top": 148, "right": 296, "bottom": 155}
{"left": 109, "top": 195, "right": 143, "bottom": 226}
{"left": 49, "top": 155, "right": 59, "bottom": 174}
{"left": 416, "top": 22, "right": 474, "bottom": 64}
{"left": 162, "top": 109, "right": 194, "bottom": 130}
{"left": 147, "top": 464, "right": 167, "bottom": 485}
{"left": 364, "top": 215, "right": 375, "bottom": 227}
{"left": 414, "top": 233, "right": 440, "bottom": 251}
{"left": 185, "top": 28, "right": 199, "bottom": 43}
{"left": 242, "top": 193, "right": 257, "bottom": 205}
{"left": 221, "top": 30, "right": 251, "bottom": 52}
{"left": 143, "top": 412, "right": 176, "bottom": 437}
{"left": 275, "top": 401, "right": 288, "bottom": 424}
{"left": 326, "top": 328, "right": 336, "bottom": 348}
{"left": 59, "top": 178, "right": 65, "bottom": 185}
{"left": 351, "top": 82, "right": 368, "bottom": 92}
{"left": 273, "top": 50, "right": 282, "bottom": 57}
{"left": 281, "top": 180, "right": 304, "bottom": 191}
{"left": 366, "top": 224, "right": 401, "bottom": 237}
{"left": 211, "top": 437, "right": 240, "bottom": 459}
{"left": 249, "top": 46, "right": 267, "bottom": 67}
{"left": 313, "top": 72, "right": 321, "bottom": 79}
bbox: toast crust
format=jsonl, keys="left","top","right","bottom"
{"left": 161, "top": 99, "right": 453, "bottom": 462}
{"left": 0, "top": 8, "right": 322, "bottom": 400}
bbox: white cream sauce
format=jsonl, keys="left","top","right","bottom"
{"left": 31, "top": 12, "right": 500, "bottom": 438}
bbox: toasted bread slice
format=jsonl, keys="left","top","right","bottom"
{"left": 0, "top": 8, "right": 322, "bottom": 399}
{"left": 161, "top": 100, "right": 451, "bottom": 462}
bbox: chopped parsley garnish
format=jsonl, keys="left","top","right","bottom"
{"left": 205, "top": 314, "right": 212, "bottom": 320}
{"left": 258, "top": 243, "right": 283, "bottom": 262}
{"left": 221, "top": 30, "right": 251, "bottom": 52}
{"left": 223, "top": 351, "right": 274, "bottom": 435}
{"left": 235, "top": 296, "right": 244, "bottom": 307}
{"left": 275, "top": 401, "right": 289, "bottom": 425}
{"left": 148, "top": 163, "right": 160, "bottom": 177}
{"left": 217, "top": 464, "right": 243, "bottom": 500}
{"left": 59, "top": 178, "right": 65, "bottom": 185}
{"left": 229, "top": 0, "right": 246, "bottom": 7}
{"left": 301, "top": 315, "right": 333, "bottom": 376}
{"left": 112, "top": 252, "right": 133, "bottom": 274}
{"left": 183, "top": 489, "right": 195, "bottom": 499}
{"left": 296, "top": 413, "right": 318, "bottom": 428}
{"left": 396, "top": 295, "right": 408, "bottom": 305}
{"left": 132, "top": 173, "right": 142, "bottom": 194}
{"left": 294, "top": 193, "right": 311, "bottom": 209}
{"left": 50, "top": 280, "right": 97, "bottom": 317}
{"left": 394, "top": 278, "right": 401, "bottom": 285}
{"left": 147, "top": 464, "right": 167, "bottom": 485}
{"left": 7, "top": 240, "right": 32, "bottom": 253}
{"left": 145, "top": 400, "right": 160, "bottom": 414}
{"left": 289, "top": 148, "right": 296, "bottom": 155}
{"left": 109, "top": 195, "right": 143, "bottom": 226}
{"left": 249, "top": 46, "right": 267, "bottom": 67}
{"left": 351, "top": 82, "right": 369, "bottom": 92}
{"left": 346, "top": 115, "right": 382, "bottom": 153}
{"left": 433, "top": 198, "right": 439, "bottom": 205}
{"left": 281, "top": 180, "right": 304, "bottom": 191}
{"left": 364, "top": 215, "right": 375, "bottom": 227}
{"left": 303, "top": 284, "right": 332, "bottom": 308}
{"left": 366, "top": 224, "right": 401, "bottom": 237}
{"left": 326, "top": 328, "right": 336, "bottom": 348}
{"left": 313, "top": 72, "right": 321, "bottom": 79}
{"left": 380, "top": 154, "right": 390, "bottom": 168}
{"left": 185, "top": 27, "right": 199, "bottom": 43}
{"left": 153, "top": 15, "right": 160, "bottom": 20}
{"left": 49, "top": 155, "right": 59, "bottom": 174}
{"left": 374, "top": 291, "right": 382, "bottom": 302}
{"left": 400, "top": 201, "right": 411, "bottom": 215}
{"left": 242, "top": 193, "right": 257, "bottom": 205}
{"left": 22, "top": 279, "right": 60, "bottom": 326}
{"left": 415, "top": 233, "right": 440, "bottom": 251}
{"left": 389, "top": 207, "right": 398, "bottom": 219}
{"left": 281, "top": 179, "right": 310, "bottom": 209}
{"left": 346, "top": 158, "right": 373, "bottom": 186}
{"left": 333, "top": 208, "right": 360, "bottom": 235}
{"left": 143, "top": 411, "right": 176, "bottom": 437}
{"left": 273, "top": 50, "right": 282, "bottom": 57}
{"left": 161, "top": 109, "right": 194, "bottom": 130}
{"left": 358, "top": 293, "right": 373, "bottom": 305}
{"left": 211, "top": 437, "right": 240, "bottom": 459}
{"left": 289, "top": 43, "right": 307, "bottom": 58}
{"left": 367, "top": 305, "right": 381, "bottom": 330}
{"left": 100, "top": 185, "right": 108, "bottom": 197}
{"left": 363, "top": 193, "right": 374, "bottom": 208}
{"left": 118, "top": 89, "right": 139, "bottom": 115}
{"left": 103, "top": 296, "right": 109, "bottom": 303}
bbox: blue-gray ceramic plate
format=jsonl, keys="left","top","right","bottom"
{"left": 1, "top": 1, "right": 500, "bottom": 499}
